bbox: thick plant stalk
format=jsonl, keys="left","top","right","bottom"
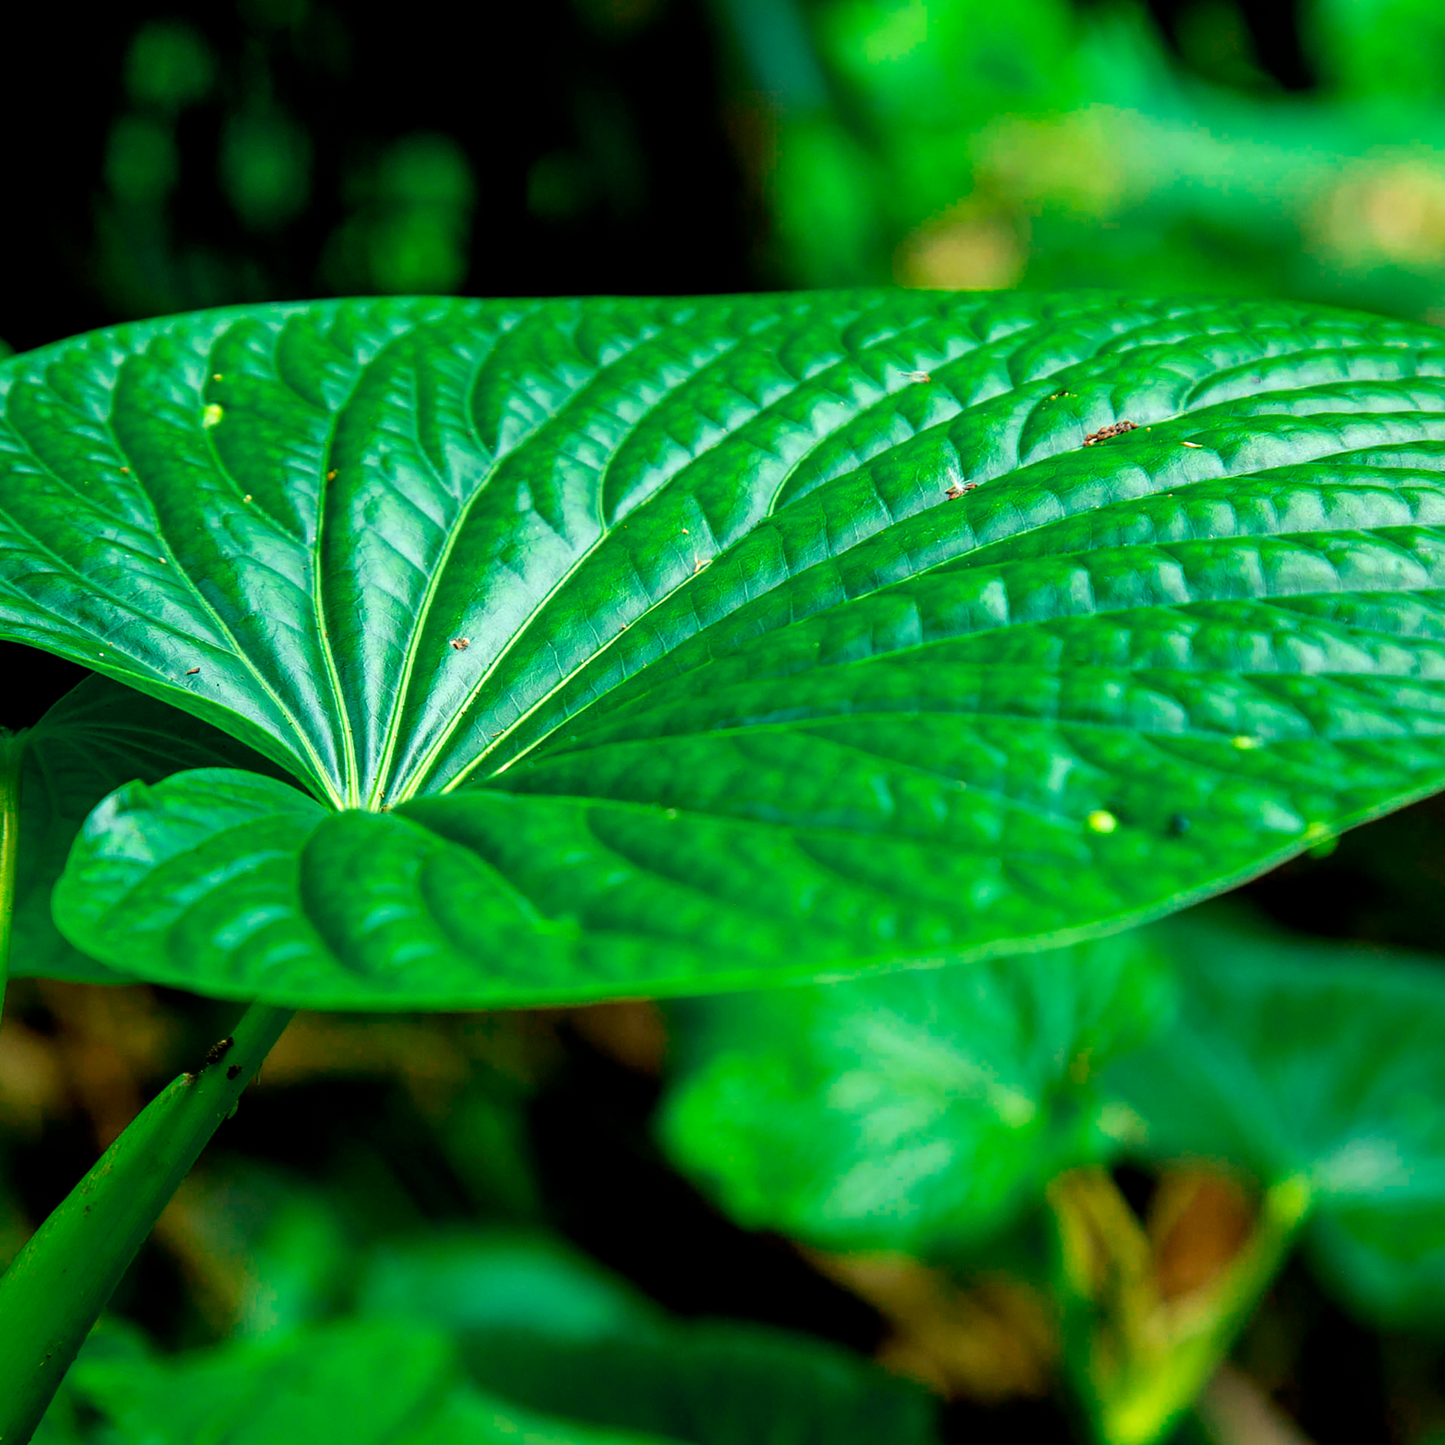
{"left": 0, "top": 1001, "right": 294, "bottom": 1444}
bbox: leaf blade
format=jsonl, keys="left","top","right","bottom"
{"left": 9, "top": 291, "right": 1445, "bottom": 1002}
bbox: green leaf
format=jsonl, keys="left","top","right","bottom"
{"left": 9, "top": 673, "right": 285, "bottom": 984}
{"left": 1103, "top": 908, "right": 1445, "bottom": 1328}
{"left": 451, "top": 1321, "right": 940, "bottom": 1445}
{"left": 358, "top": 1228, "right": 942, "bottom": 1445}
{"left": 659, "top": 930, "right": 1171, "bottom": 1259}
{"left": 398, "top": 1387, "right": 685, "bottom": 1445}
{"left": 358, "top": 1229, "right": 660, "bottom": 1341}
{"left": 62, "top": 1314, "right": 684, "bottom": 1445}
{"left": 68, "top": 1317, "right": 455, "bottom": 1445}
{"left": 5, "top": 292, "right": 1445, "bottom": 1005}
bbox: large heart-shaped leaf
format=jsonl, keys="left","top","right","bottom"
{"left": 1102, "top": 909, "right": 1445, "bottom": 1328}
{"left": 658, "top": 930, "right": 1171, "bottom": 1259}
{"left": 5, "top": 673, "right": 283, "bottom": 986}
{"left": 6, "top": 292, "right": 1445, "bottom": 1005}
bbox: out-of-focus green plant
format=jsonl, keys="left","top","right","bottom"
{"left": 713, "top": 0, "right": 1445, "bottom": 322}
{"left": 661, "top": 905, "right": 1445, "bottom": 1445}
{"left": 31, "top": 1229, "right": 940, "bottom": 1445}
{"left": 92, "top": 12, "right": 479, "bottom": 320}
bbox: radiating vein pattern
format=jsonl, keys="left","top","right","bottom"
{"left": 13, "top": 290, "right": 1445, "bottom": 1006}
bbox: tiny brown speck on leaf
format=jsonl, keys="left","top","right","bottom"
{"left": 185, "top": 667, "right": 201, "bottom": 676}
{"left": 326, "top": 469, "right": 338, "bottom": 480}
{"left": 450, "top": 637, "right": 470, "bottom": 650}
{"left": 1083, "top": 420, "right": 1138, "bottom": 446}
{"left": 945, "top": 482, "right": 979, "bottom": 499}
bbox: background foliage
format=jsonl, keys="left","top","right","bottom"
{"left": 7, "top": 2, "right": 1445, "bottom": 1443}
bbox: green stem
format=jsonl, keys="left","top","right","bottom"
{"left": 1051, "top": 1168, "right": 1312, "bottom": 1445}
{"left": 0, "top": 1001, "right": 294, "bottom": 1444}
{"left": 0, "top": 730, "right": 22, "bottom": 1022}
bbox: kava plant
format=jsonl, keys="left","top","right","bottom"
{"left": 2, "top": 289, "right": 1445, "bottom": 1444}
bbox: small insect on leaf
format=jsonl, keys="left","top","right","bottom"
{"left": 326, "top": 469, "right": 338, "bottom": 480}
{"left": 1181, "top": 441, "right": 1204, "bottom": 449}
{"left": 902, "top": 370, "right": 932, "bottom": 383}
{"left": 449, "top": 637, "right": 470, "bottom": 651}
{"left": 944, "top": 481, "right": 979, "bottom": 500}
{"left": 226, "top": 1064, "right": 242, "bottom": 1081}
{"left": 204, "top": 1036, "right": 234, "bottom": 1068}
{"left": 1083, "top": 420, "right": 1138, "bottom": 446}
{"left": 185, "top": 667, "right": 200, "bottom": 676}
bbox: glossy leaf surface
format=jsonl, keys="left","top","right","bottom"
{"left": 659, "top": 931, "right": 1171, "bottom": 1258}
{"left": 8, "top": 673, "right": 283, "bottom": 984}
{"left": 1104, "top": 911, "right": 1445, "bottom": 1327}
{"left": 7, "top": 292, "right": 1445, "bottom": 1004}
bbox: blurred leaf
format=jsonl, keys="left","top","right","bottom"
{"left": 1304, "top": 0, "right": 1445, "bottom": 102}
{"left": 456, "top": 1318, "right": 942, "bottom": 1445}
{"left": 358, "top": 1228, "right": 943, "bottom": 1445}
{"left": 377, "top": 135, "right": 475, "bottom": 210}
{"left": 325, "top": 136, "right": 475, "bottom": 292}
{"left": 1104, "top": 908, "right": 1445, "bottom": 1327}
{"left": 221, "top": 106, "right": 312, "bottom": 232}
{"left": 105, "top": 116, "right": 179, "bottom": 206}
{"left": 433, "top": 1083, "right": 543, "bottom": 1217}
{"left": 123, "top": 21, "right": 215, "bottom": 113}
{"left": 400, "top": 1387, "right": 686, "bottom": 1445}
{"left": 158, "top": 1161, "right": 355, "bottom": 1339}
{"left": 69, "top": 1317, "right": 456, "bottom": 1445}
{"left": 660, "top": 930, "right": 1171, "bottom": 1259}
{"left": 45, "top": 1311, "right": 688, "bottom": 1444}
{"left": 10, "top": 674, "right": 286, "bottom": 985}
{"left": 359, "top": 1229, "right": 658, "bottom": 1341}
